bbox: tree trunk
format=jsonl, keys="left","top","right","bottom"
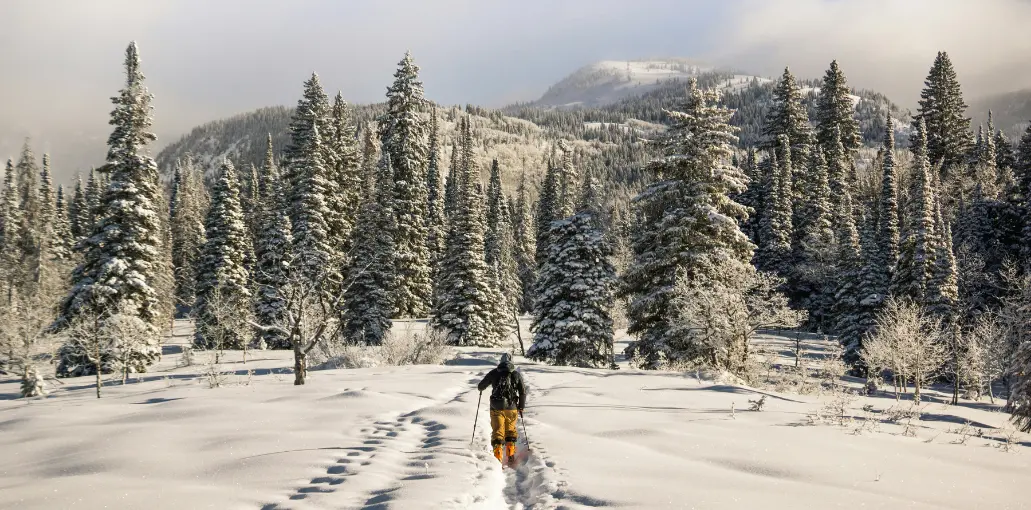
{"left": 512, "top": 310, "right": 525, "bottom": 356}
{"left": 293, "top": 345, "right": 307, "bottom": 386}
{"left": 988, "top": 381, "right": 995, "bottom": 404}
{"left": 914, "top": 378, "right": 921, "bottom": 406}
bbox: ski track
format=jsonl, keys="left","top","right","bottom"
{"left": 259, "top": 373, "right": 501, "bottom": 510}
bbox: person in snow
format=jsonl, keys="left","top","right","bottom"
{"left": 477, "top": 353, "right": 526, "bottom": 464}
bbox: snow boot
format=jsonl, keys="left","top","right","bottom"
{"left": 493, "top": 444, "right": 504, "bottom": 463}
{"left": 506, "top": 442, "right": 517, "bottom": 467}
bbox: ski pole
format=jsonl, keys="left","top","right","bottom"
{"left": 471, "top": 391, "right": 482, "bottom": 446}
{"left": 520, "top": 410, "right": 531, "bottom": 450}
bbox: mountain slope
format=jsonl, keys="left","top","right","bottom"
{"left": 534, "top": 58, "right": 713, "bottom": 107}
{"left": 969, "top": 89, "right": 1031, "bottom": 140}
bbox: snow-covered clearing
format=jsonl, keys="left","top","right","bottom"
{"left": 1, "top": 322, "right": 1029, "bottom": 509}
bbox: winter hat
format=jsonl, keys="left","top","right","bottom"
{"left": 500, "top": 353, "right": 512, "bottom": 364}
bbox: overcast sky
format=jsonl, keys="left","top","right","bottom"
{"left": 2, "top": 0, "right": 1030, "bottom": 182}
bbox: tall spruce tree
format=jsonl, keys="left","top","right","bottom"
{"left": 51, "top": 185, "right": 74, "bottom": 262}
{"left": 193, "top": 161, "right": 253, "bottom": 350}
{"left": 169, "top": 157, "right": 207, "bottom": 313}
{"left": 622, "top": 79, "right": 753, "bottom": 368}
{"left": 529, "top": 172, "right": 616, "bottom": 368}
{"left": 285, "top": 75, "right": 336, "bottom": 288}
{"left": 342, "top": 152, "right": 397, "bottom": 345}
{"left": 554, "top": 142, "right": 577, "bottom": 219}
{"left": 756, "top": 141, "right": 794, "bottom": 274}
{"left": 82, "top": 167, "right": 102, "bottom": 237}
{"left": 443, "top": 140, "right": 460, "bottom": 219}
{"left": 762, "top": 67, "right": 812, "bottom": 154}
{"left": 55, "top": 42, "right": 162, "bottom": 375}
{"left": 69, "top": 174, "right": 86, "bottom": 240}
{"left": 326, "top": 92, "right": 361, "bottom": 266}
{"left": 535, "top": 161, "right": 560, "bottom": 268}
{"left": 914, "top": 51, "right": 971, "bottom": 171}
{"left": 288, "top": 110, "right": 334, "bottom": 286}
{"left": 926, "top": 172, "right": 959, "bottom": 319}
{"left": 253, "top": 153, "right": 293, "bottom": 349}
{"left": 484, "top": 159, "right": 516, "bottom": 342}
{"left": 379, "top": 52, "right": 432, "bottom": 318}
{"left": 815, "top": 60, "right": 862, "bottom": 155}
{"left": 512, "top": 169, "right": 537, "bottom": 313}
{"left": 425, "top": 108, "right": 447, "bottom": 272}
{"left": 431, "top": 118, "right": 497, "bottom": 346}
{"left": 995, "top": 130, "right": 1016, "bottom": 173}
{"left": 0, "top": 160, "right": 19, "bottom": 295}
{"left": 876, "top": 114, "right": 901, "bottom": 288}
{"left": 891, "top": 118, "right": 937, "bottom": 304}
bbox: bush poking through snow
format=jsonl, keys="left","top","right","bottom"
{"left": 748, "top": 395, "right": 766, "bottom": 411}
{"left": 311, "top": 329, "right": 455, "bottom": 370}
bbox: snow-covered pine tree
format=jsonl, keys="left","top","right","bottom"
{"left": 761, "top": 67, "right": 812, "bottom": 153}
{"left": 534, "top": 161, "right": 560, "bottom": 269}
{"left": 796, "top": 146, "right": 834, "bottom": 251}
{"left": 484, "top": 159, "right": 516, "bottom": 342}
{"left": 69, "top": 174, "right": 86, "bottom": 240}
{"left": 739, "top": 147, "right": 762, "bottom": 242}
{"left": 379, "top": 52, "right": 432, "bottom": 318}
{"left": 169, "top": 157, "right": 207, "bottom": 313}
{"left": 914, "top": 51, "right": 972, "bottom": 171}
{"left": 815, "top": 60, "right": 862, "bottom": 155}
{"left": 890, "top": 118, "right": 937, "bottom": 305}
{"left": 326, "top": 92, "right": 362, "bottom": 266}
{"left": 0, "top": 160, "right": 19, "bottom": 268}
{"left": 50, "top": 185, "right": 74, "bottom": 263}
{"left": 431, "top": 118, "right": 497, "bottom": 346}
{"left": 193, "top": 160, "right": 253, "bottom": 350}
{"left": 252, "top": 151, "right": 293, "bottom": 349}
{"left": 995, "top": 129, "right": 1016, "bottom": 174}
{"left": 876, "top": 114, "right": 901, "bottom": 288}
{"left": 512, "top": 169, "right": 537, "bottom": 313}
{"left": 38, "top": 154, "right": 55, "bottom": 234}
{"left": 443, "top": 140, "right": 459, "bottom": 219}
{"left": 792, "top": 146, "right": 835, "bottom": 329}
{"left": 82, "top": 167, "right": 102, "bottom": 237}
{"left": 359, "top": 123, "right": 379, "bottom": 195}
{"left": 529, "top": 170, "right": 616, "bottom": 367}
{"left": 285, "top": 75, "right": 336, "bottom": 288}
{"left": 1006, "top": 330, "right": 1031, "bottom": 432}
{"left": 554, "top": 142, "right": 577, "bottom": 219}
{"left": 926, "top": 170, "right": 959, "bottom": 319}
{"left": 287, "top": 110, "right": 335, "bottom": 287}
{"left": 15, "top": 142, "right": 40, "bottom": 231}
{"left": 55, "top": 42, "right": 162, "bottom": 375}
{"left": 827, "top": 127, "right": 859, "bottom": 254}
{"left": 757, "top": 139, "right": 794, "bottom": 275}
{"left": 342, "top": 152, "right": 397, "bottom": 345}
{"left": 425, "top": 108, "right": 447, "bottom": 273}
{"left": 622, "top": 78, "right": 753, "bottom": 368}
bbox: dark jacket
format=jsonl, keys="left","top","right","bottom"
{"left": 477, "top": 361, "right": 526, "bottom": 411}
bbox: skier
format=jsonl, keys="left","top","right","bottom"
{"left": 477, "top": 353, "right": 526, "bottom": 465}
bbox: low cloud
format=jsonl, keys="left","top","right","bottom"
{"left": 710, "top": 0, "right": 1031, "bottom": 107}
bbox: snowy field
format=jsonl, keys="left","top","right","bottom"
{"left": 2, "top": 322, "right": 1030, "bottom": 509}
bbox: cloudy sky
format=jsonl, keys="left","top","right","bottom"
{"left": 2, "top": 0, "right": 1030, "bottom": 182}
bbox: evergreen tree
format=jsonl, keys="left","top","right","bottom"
{"left": 15, "top": 142, "right": 40, "bottom": 228}
{"left": 995, "top": 130, "right": 1016, "bottom": 173}
{"left": 287, "top": 109, "right": 334, "bottom": 286}
{"left": 554, "top": 142, "right": 577, "bottom": 219}
{"left": 443, "top": 140, "right": 459, "bottom": 219}
{"left": 379, "top": 51, "right": 432, "bottom": 318}
{"left": 50, "top": 185, "right": 74, "bottom": 262}
{"left": 432, "top": 118, "right": 497, "bottom": 346}
{"left": 535, "top": 161, "right": 560, "bottom": 268}
{"left": 512, "top": 169, "right": 537, "bottom": 313}
{"left": 359, "top": 123, "right": 379, "bottom": 195}
{"left": 914, "top": 51, "right": 971, "bottom": 171}
{"left": 761, "top": 67, "right": 812, "bottom": 153}
{"left": 891, "top": 118, "right": 936, "bottom": 304}
{"left": 0, "top": 160, "right": 20, "bottom": 298}
{"left": 739, "top": 147, "right": 762, "bottom": 242}
{"left": 38, "top": 154, "right": 55, "bottom": 232}
{"left": 796, "top": 146, "right": 834, "bottom": 251}
{"left": 815, "top": 60, "right": 862, "bottom": 155}
{"left": 69, "top": 174, "right": 86, "bottom": 240}
{"left": 55, "top": 42, "right": 162, "bottom": 375}
{"left": 876, "top": 114, "right": 901, "bottom": 287}
{"left": 529, "top": 192, "right": 616, "bottom": 367}
{"left": 326, "top": 92, "right": 361, "bottom": 266}
{"left": 484, "top": 159, "right": 516, "bottom": 341}
{"left": 926, "top": 175, "right": 959, "bottom": 319}
{"left": 842, "top": 205, "right": 882, "bottom": 368}
{"left": 756, "top": 140, "right": 794, "bottom": 274}
{"left": 622, "top": 79, "right": 753, "bottom": 368}
{"left": 82, "top": 167, "right": 102, "bottom": 236}
{"left": 827, "top": 127, "right": 859, "bottom": 254}
{"left": 425, "top": 108, "right": 447, "bottom": 272}
{"left": 252, "top": 151, "right": 292, "bottom": 349}
{"left": 343, "top": 152, "right": 397, "bottom": 344}
{"left": 169, "top": 157, "right": 207, "bottom": 312}
{"left": 1016, "top": 126, "right": 1031, "bottom": 207}
{"left": 193, "top": 161, "right": 253, "bottom": 350}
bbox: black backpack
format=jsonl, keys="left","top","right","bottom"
{"left": 491, "top": 369, "right": 520, "bottom": 409}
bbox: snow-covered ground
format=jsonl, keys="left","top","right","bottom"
{"left": 2, "top": 322, "right": 1029, "bottom": 509}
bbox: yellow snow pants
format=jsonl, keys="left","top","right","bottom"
{"left": 489, "top": 409, "right": 519, "bottom": 446}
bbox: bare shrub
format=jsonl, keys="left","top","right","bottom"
{"left": 311, "top": 328, "right": 455, "bottom": 370}
{"left": 861, "top": 298, "right": 948, "bottom": 405}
